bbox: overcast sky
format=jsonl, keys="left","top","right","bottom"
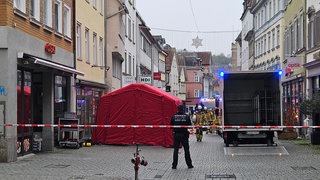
{"left": 136, "top": 0, "right": 243, "bottom": 56}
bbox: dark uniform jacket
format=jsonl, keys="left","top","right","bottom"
{"left": 170, "top": 113, "right": 192, "bottom": 135}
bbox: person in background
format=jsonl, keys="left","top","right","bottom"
{"left": 204, "top": 107, "right": 214, "bottom": 134}
{"left": 194, "top": 105, "right": 206, "bottom": 142}
{"left": 170, "top": 105, "right": 194, "bottom": 170}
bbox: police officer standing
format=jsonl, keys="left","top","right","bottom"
{"left": 170, "top": 105, "right": 194, "bottom": 169}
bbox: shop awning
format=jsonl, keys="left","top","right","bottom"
{"left": 34, "top": 58, "right": 85, "bottom": 76}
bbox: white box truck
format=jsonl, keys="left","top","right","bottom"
{"left": 219, "top": 71, "right": 283, "bottom": 147}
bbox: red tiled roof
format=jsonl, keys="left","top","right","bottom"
{"left": 197, "top": 52, "right": 211, "bottom": 65}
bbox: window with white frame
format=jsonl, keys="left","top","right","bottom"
{"left": 99, "top": 37, "right": 104, "bottom": 67}
{"left": 261, "top": 9, "right": 264, "bottom": 25}
{"left": 128, "top": 17, "right": 132, "bottom": 41}
{"left": 308, "top": 16, "right": 314, "bottom": 50}
{"left": 85, "top": 28, "right": 90, "bottom": 63}
{"left": 255, "top": 15, "right": 257, "bottom": 28}
{"left": 14, "top": 0, "right": 26, "bottom": 13}
{"left": 268, "top": 32, "right": 271, "bottom": 51}
{"left": 132, "top": 22, "right": 135, "bottom": 43}
{"left": 273, "top": 0, "right": 276, "bottom": 15}
{"left": 290, "top": 24, "right": 295, "bottom": 53}
{"left": 194, "top": 73, "right": 199, "bottom": 82}
{"left": 314, "top": 12, "right": 320, "bottom": 47}
{"left": 133, "top": 56, "right": 135, "bottom": 76}
{"left": 288, "top": 26, "right": 292, "bottom": 53}
{"left": 255, "top": 43, "right": 257, "bottom": 57}
{"left": 194, "top": 89, "right": 200, "bottom": 98}
{"left": 269, "top": 1, "right": 272, "bottom": 18}
{"left": 265, "top": 5, "right": 267, "bottom": 22}
{"left": 93, "top": 0, "right": 97, "bottom": 9}
{"left": 257, "top": 12, "right": 260, "bottom": 28}
{"left": 124, "top": 52, "right": 127, "bottom": 73}
{"left": 30, "top": 0, "right": 40, "bottom": 21}
{"left": 299, "top": 14, "right": 303, "bottom": 50}
{"left": 294, "top": 18, "right": 300, "bottom": 50}
{"left": 63, "top": 5, "right": 71, "bottom": 38}
{"left": 264, "top": 35, "right": 266, "bottom": 53}
{"left": 112, "top": 58, "right": 122, "bottom": 79}
{"left": 54, "top": 0, "right": 62, "bottom": 33}
{"left": 276, "top": 26, "right": 280, "bottom": 47}
{"left": 272, "top": 29, "right": 275, "bottom": 49}
{"left": 76, "top": 22, "right": 82, "bottom": 60}
{"left": 128, "top": 54, "right": 132, "bottom": 75}
{"left": 93, "top": 33, "right": 97, "bottom": 65}
{"left": 43, "top": 0, "right": 52, "bottom": 27}
{"left": 258, "top": 40, "right": 261, "bottom": 55}
{"left": 99, "top": 0, "right": 103, "bottom": 14}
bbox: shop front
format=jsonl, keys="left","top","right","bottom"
{"left": 76, "top": 80, "right": 106, "bottom": 140}
{"left": 282, "top": 77, "right": 304, "bottom": 125}
{"left": 16, "top": 54, "right": 83, "bottom": 156}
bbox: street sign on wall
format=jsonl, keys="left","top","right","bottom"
{"left": 122, "top": 76, "right": 136, "bottom": 87}
{"left": 140, "top": 77, "right": 151, "bottom": 84}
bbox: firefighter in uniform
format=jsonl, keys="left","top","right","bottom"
{"left": 204, "top": 107, "right": 214, "bottom": 134}
{"left": 194, "top": 105, "right": 206, "bottom": 142}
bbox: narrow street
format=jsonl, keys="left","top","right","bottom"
{"left": 0, "top": 132, "right": 319, "bottom": 180}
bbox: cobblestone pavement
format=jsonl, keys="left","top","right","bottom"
{"left": 1, "top": 133, "right": 320, "bottom": 180}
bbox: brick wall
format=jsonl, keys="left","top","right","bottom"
{"left": 0, "top": 0, "right": 74, "bottom": 53}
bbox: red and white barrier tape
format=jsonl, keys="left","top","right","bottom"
{"left": 0, "top": 124, "right": 320, "bottom": 129}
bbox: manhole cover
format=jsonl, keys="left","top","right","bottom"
{"left": 205, "top": 174, "right": 236, "bottom": 179}
{"left": 44, "top": 164, "right": 70, "bottom": 168}
{"left": 291, "top": 166, "right": 316, "bottom": 171}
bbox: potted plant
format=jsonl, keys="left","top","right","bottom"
{"left": 299, "top": 92, "right": 320, "bottom": 144}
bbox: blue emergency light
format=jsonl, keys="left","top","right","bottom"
{"left": 219, "top": 71, "right": 224, "bottom": 77}
{"left": 278, "top": 70, "right": 283, "bottom": 76}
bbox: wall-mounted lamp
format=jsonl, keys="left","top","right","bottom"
{"left": 91, "top": 65, "right": 110, "bottom": 71}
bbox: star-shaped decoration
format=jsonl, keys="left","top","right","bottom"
{"left": 192, "top": 36, "right": 203, "bottom": 48}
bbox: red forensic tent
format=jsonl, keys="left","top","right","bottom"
{"left": 91, "top": 83, "right": 182, "bottom": 147}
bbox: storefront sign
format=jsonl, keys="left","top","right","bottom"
{"left": 122, "top": 76, "right": 136, "bottom": 87}
{"left": 45, "top": 43, "right": 56, "bottom": 54}
{"left": 153, "top": 72, "right": 161, "bottom": 80}
{"left": 287, "top": 56, "right": 301, "bottom": 69}
{"left": 140, "top": 77, "right": 151, "bottom": 84}
{"left": 285, "top": 56, "right": 301, "bottom": 76}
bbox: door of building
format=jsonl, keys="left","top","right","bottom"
{"left": 17, "top": 69, "right": 33, "bottom": 156}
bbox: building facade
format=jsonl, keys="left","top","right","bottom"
{"left": 75, "top": 0, "right": 106, "bottom": 140}
{"left": 240, "top": 0, "right": 254, "bottom": 71}
{"left": 251, "top": 0, "right": 284, "bottom": 71}
{"left": 106, "top": 0, "right": 126, "bottom": 92}
{"left": 164, "top": 46, "right": 179, "bottom": 97}
{"left": 305, "top": 0, "right": 320, "bottom": 101}
{"left": 282, "top": 0, "right": 306, "bottom": 126}
{"left": 122, "top": 0, "right": 137, "bottom": 87}
{"left": 0, "top": 0, "right": 79, "bottom": 162}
